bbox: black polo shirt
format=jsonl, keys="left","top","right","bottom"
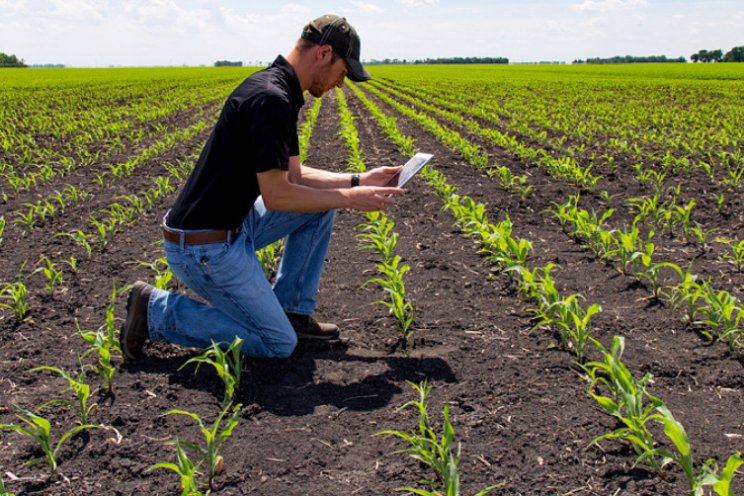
{"left": 167, "top": 55, "right": 305, "bottom": 230}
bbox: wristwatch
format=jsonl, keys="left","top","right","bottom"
{"left": 351, "top": 173, "right": 360, "bottom": 187}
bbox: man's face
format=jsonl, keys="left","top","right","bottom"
{"left": 308, "top": 48, "right": 348, "bottom": 98}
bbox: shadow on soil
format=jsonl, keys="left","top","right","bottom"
{"left": 122, "top": 340, "right": 457, "bottom": 417}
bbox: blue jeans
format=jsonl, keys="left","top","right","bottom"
{"left": 147, "top": 197, "right": 336, "bottom": 358}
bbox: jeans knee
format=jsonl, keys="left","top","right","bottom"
{"left": 269, "top": 331, "right": 297, "bottom": 358}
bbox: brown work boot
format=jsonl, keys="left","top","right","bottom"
{"left": 120, "top": 281, "right": 153, "bottom": 360}
{"left": 286, "top": 312, "right": 339, "bottom": 341}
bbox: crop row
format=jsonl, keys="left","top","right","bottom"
{"left": 361, "top": 75, "right": 743, "bottom": 354}
{"left": 370, "top": 66, "right": 744, "bottom": 187}
{"left": 346, "top": 78, "right": 742, "bottom": 495}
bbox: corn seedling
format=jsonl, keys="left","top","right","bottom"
{"left": 161, "top": 402, "right": 242, "bottom": 491}
{"left": 666, "top": 265, "right": 703, "bottom": 325}
{"left": 609, "top": 226, "right": 654, "bottom": 276}
{"left": 653, "top": 405, "right": 742, "bottom": 495}
{"left": 146, "top": 440, "right": 203, "bottom": 496}
{"left": 78, "top": 321, "right": 117, "bottom": 393}
{"left": 32, "top": 256, "right": 64, "bottom": 295}
{"left": 714, "top": 193, "right": 725, "bottom": 214}
{"left": 357, "top": 212, "right": 399, "bottom": 261}
{"left": 179, "top": 337, "right": 244, "bottom": 404}
{"left": 715, "top": 237, "right": 744, "bottom": 272}
{"left": 636, "top": 260, "right": 677, "bottom": 301}
{"left": 55, "top": 229, "right": 93, "bottom": 257}
{"left": 365, "top": 255, "right": 415, "bottom": 352}
{"left": 256, "top": 240, "right": 283, "bottom": 278}
{"left": 535, "top": 294, "right": 600, "bottom": 363}
{"left": 0, "top": 404, "right": 101, "bottom": 474}
{"left": 493, "top": 165, "right": 532, "bottom": 199}
{"left": 695, "top": 284, "right": 743, "bottom": 351}
{"left": 584, "top": 336, "right": 668, "bottom": 475}
{"left": 139, "top": 256, "right": 175, "bottom": 290}
{"left": 0, "top": 215, "right": 5, "bottom": 243}
{"left": 27, "top": 365, "right": 96, "bottom": 424}
{"left": 689, "top": 223, "right": 716, "bottom": 250}
{"left": 375, "top": 381, "right": 500, "bottom": 496}
{"left": 0, "top": 280, "right": 28, "bottom": 321}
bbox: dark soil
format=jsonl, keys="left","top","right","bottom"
{"left": 0, "top": 83, "right": 742, "bottom": 496}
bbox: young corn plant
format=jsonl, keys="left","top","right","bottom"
{"left": 0, "top": 262, "right": 29, "bottom": 321}
{"left": 179, "top": 337, "right": 244, "bottom": 405}
{"left": 256, "top": 240, "right": 284, "bottom": 278}
{"left": 534, "top": 294, "right": 600, "bottom": 363}
{"left": 0, "top": 404, "right": 101, "bottom": 474}
{"left": 695, "top": 284, "right": 743, "bottom": 352}
{"left": 493, "top": 165, "right": 532, "bottom": 199}
{"left": 357, "top": 212, "right": 399, "bottom": 261}
{"left": 0, "top": 281, "right": 29, "bottom": 321}
{"left": 365, "top": 255, "right": 415, "bottom": 353}
{"left": 609, "top": 226, "right": 655, "bottom": 276}
{"left": 689, "top": 223, "right": 717, "bottom": 250}
{"left": 636, "top": 259, "right": 677, "bottom": 302}
{"left": 55, "top": 229, "right": 93, "bottom": 258}
{"left": 666, "top": 265, "right": 703, "bottom": 325}
{"left": 357, "top": 212, "right": 415, "bottom": 352}
{"left": 139, "top": 256, "right": 175, "bottom": 290}
{"left": 146, "top": 440, "right": 202, "bottom": 496}
{"left": 583, "top": 336, "right": 668, "bottom": 476}
{"left": 27, "top": 365, "right": 96, "bottom": 425}
{"left": 161, "top": 402, "right": 242, "bottom": 491}
{"left": 375, "top": 381, "right": 500, "bottom": 496}
{"left": 715, "top": 237, "right": 744, "bottom": 272}
{"left": 78, "top": 321, "right": 117, "bottom": 393}
{"left": 653, "top": 405, "right": 742, "bottom": 496}
{"left": 32, "top": 255, "right": 64, "bottom": 295}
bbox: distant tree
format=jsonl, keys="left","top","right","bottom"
{"left": 723, "top": 45, "right": 744, "bottom": 62}
{"left": 692, "top": 49, "right": 722, "bottom": 62}
{"left": 214, "top": 60, "right": 242, "bottom": 67}
{"left": 574, "top": 55, "right": 684, "bottom": 64}
{"left": 0, "top": 52, "right": 26, "bottom": 68}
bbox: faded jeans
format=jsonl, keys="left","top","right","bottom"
{"left": 147, "top": 197, "right": 336, "bottom": 358}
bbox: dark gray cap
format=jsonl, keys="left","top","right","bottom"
{"left": 301, "top": 14, "right": 371, "bottom": 82}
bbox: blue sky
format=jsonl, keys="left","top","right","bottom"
{"left": 1, "top": 0, "right": 742, "bottom": 66}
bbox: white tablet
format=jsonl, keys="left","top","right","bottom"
{"left": 386, "top": 152, "right": 434, "bottom": 187}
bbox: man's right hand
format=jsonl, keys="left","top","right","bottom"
{"left": 346, "top": 186, "right": 405, "bottom": 212}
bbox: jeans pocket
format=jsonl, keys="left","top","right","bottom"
{"left": 191, "top": 242, "right": 231, "bottom": 272}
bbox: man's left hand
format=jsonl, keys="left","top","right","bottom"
{"left": 361, "top": 165, "right": 404, "bottom": 187}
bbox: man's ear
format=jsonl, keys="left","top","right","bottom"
{"left": 316, "top": 44, "right": 333, "bottom": 62}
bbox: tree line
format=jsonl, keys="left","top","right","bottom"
{"left": 573, "top": 55, "right": 686, "bottom": 64}
{"left": 691, "top": 46, "right": 744, "bottom": 62}
{"left": 366, "top": 57, "right": 509, "bottom": 65}
{"left": 0, "top": 52, "right": 26, "bottom": 68}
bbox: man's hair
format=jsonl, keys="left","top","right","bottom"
{"left": 295, "top": 37, "right": 317, "bottom": 52}
{"left": 295, "top": 37, "right": 342, "bottom": 63}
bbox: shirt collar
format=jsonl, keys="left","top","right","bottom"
{"left": 271, "top": 55, "right": 305, "bottom": 112}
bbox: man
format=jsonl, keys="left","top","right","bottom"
{"left": 120, "top": 14, "right": 404, "bottom": 360}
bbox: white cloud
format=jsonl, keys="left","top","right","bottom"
{"left": 400, "top": 0, "right": 439, "bottom": 7}
{"left": 348, "top": 0, "right": 383, "bottom": 14}
{"left": 572, "top": 0, "right": 646, "bottom": 12}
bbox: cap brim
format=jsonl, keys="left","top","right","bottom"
{"left": 345, "top": 58, "right": 371, "bottom": 82}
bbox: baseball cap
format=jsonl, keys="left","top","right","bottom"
{"left": 301, "top": 14, "right": 371, "bottom": 82}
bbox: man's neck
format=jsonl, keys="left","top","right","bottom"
{"left": 285, "top": 48, "right": 311, "bottom": 93}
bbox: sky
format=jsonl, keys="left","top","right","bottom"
{"left": 1, "top": 0, "right": 742, "bottom": 67}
